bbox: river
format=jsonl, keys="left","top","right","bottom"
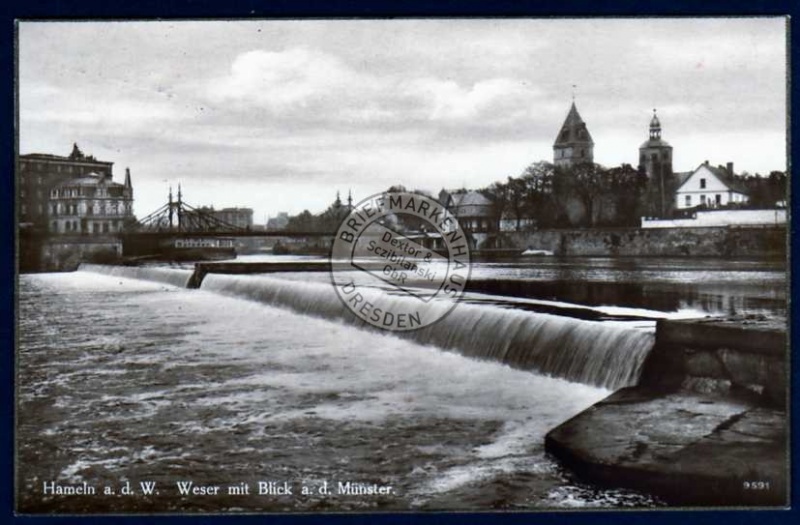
{"left": 17, "top": 256, "right": 785, "bottom": 512}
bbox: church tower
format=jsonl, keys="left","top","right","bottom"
{"left": 553, "top": 102, "right": 594, "bottom": 168}
{"left": 639, "top": 109, "right": 674, "bottom": 217}
{"left": 638, "top": 109, "right": 673, "bottom": 179}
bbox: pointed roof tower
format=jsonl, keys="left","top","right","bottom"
{"left": 553, "top": 102, "right": 594, "bottom": 167}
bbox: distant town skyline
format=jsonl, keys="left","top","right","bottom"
{"left": 19, "top": 18, "right": 787, "bottom": 222}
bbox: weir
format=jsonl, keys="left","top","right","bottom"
{"left": 80, "top": 263, "right": 194, "bottom": 288}
{"left": 199, "top": 274, "right": 654, "bottom": 390}
{"left": 78, "top": 264, "right": 655, "bottom": 390}
{"left": 72, "top": 263, "right": 787, "bottom": 506}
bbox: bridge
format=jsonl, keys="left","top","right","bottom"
{"left": 126, "top": 186, "right": 334, "bottom": 238}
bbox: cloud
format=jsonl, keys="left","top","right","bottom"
{"left": 208, "top": 48, "right": 378, "bottom": 117}
{"left": 17, "top": 19, "right": 787, "bottom": 222}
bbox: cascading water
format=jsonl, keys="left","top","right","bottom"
{"left": 77, "top": 266, "right": 655, "bottom": 390}
{"left": 80, "top": 263, "right": 194, "bottom": 289}
{"left": 198, "top": 273, "right": 655, "bottom": 390}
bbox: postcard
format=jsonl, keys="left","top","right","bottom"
{"left": 15, "top": 17, "right": 789, "bottom": 514}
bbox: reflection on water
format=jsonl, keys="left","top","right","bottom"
{"left": 466, "top": 256, "right": 786, "bottom": 321}
{"left": 253, "top": 255, "right": 786, "bottom": 321}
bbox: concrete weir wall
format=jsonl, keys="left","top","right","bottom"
{"left": 641, "top": 318, "right": 787, "bottom": 406}
{"left": 545, "top": 317, "right": 788, "bottom": 506}
{"left": 501, "top": 225, "right": 786, "bottom": 257}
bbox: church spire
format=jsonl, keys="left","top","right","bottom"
{"left": 553, "top": 101, "right": 594, "bottom": 168}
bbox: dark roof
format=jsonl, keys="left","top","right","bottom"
{"left": 705, "top": 165, "right": 749, "bottom": 194}
{"left": 553, "top": 102, "right": 594, "bottom": 147}
{"left": 677, "top": 164, "right": 749, "bottom": 195}
{"left": 673, "top": 171, "right": 693, "bottom": 188}
{"left": 21, "top": 152, "right": 112, "bottom": 164}
{"left": 640, "top": 137, "right": 672, "bottom": 149}
{"left": 55, "top": 172, "right": 124, "bottom": 188}
{"left": 21, "top": 153, "right": 70, "bottom": 160}
{"left": 440, "top": 190, "right": 493, "bottom": 218}
{"left": 449, "top": 191, "right": 492, "bottom": 207}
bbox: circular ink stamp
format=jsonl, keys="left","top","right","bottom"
{"left": 331, "top": 191, "right": 471, "bottom": 331}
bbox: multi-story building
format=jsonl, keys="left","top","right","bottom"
{"left": 195, "top": 206, "right": 254, "bottom": 230}
{"left": 49, "top": 168, "right": 134, "bottom": 234}
{"left": 213, "top": 207, "right": 253, "bottom": 230}
{"left": 674, "top": 161, "right": 749, "bottom": 210}
{"left": 19, "top": 143, "right": 115, "bottom": 230}
{"left": 18, "top": 144, "right": 135, "bottom": 271}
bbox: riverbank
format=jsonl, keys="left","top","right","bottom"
{"left": 545, "top": 316, "right": 788, "bottom": 506}
{"left": 499, "top": 225, "right": 786, "bottom": 258}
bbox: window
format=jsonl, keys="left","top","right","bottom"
{"left": 93, "top": 223, "right": 99, "bottom": 234}
{"left": 51, "top": 221, "right": 57, "bottom": 232}
{"left": 700, "top": 178, "right": 706, "bottom": 189}
{"left": 685, "top": 195, "right": 691, "bottom": 206}
{"left": 700, "top": 195, "right": 707, "bottom": 205}
{"left": 715, "top": 194, "right": 721, "bottom": 205}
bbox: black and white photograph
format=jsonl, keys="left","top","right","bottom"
{"left": 15, "top": 17, "right": 789, "bottom": 514}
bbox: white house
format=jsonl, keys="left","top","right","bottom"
{"left": 674, "top": 161, "right": 749, "bottom": 210}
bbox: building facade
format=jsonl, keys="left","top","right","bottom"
{"left": 674, "top": 162, "right": 749, "bottom": 210}
{"left": 438, "top": 189, "right": 495, "bottom": 233}
{"left": 49, "top": 168, "right": 134, "bottom": 234}
{"left": 553, "top": 102, "right": 594, "bottom": 168}
{"left": 19, "top": 143, "right": 114, "bottom": 230}
{"left": 212, "top": 207, "right": 254, "bottom": 230}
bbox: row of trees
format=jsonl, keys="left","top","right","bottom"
{"left": 484, "top": 161, "right": 650, "bottom": 229}
{"left": 285, "top": 196, "right": 351, "bottom": 233}
{"left": 280, "top": 163, "right": 787, "bottom": 233}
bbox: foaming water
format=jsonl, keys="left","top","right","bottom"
{"left": 18, "top": 272, "right": 658, "bottom": 511}
{"left": 80, "top": 263, "right": 193, "bottom": 288}
{"left": 200, "top": 274, "right": 654, "bottom": 389}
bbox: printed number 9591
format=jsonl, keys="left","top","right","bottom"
{"left": 743, "top": 481, "right": 770, "bottom": 490}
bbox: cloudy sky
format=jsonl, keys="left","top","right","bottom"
{"left": 19, "top": 18, "right": 786, "bottom": 222}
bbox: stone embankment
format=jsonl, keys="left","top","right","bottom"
{"left": 500, "top": 225, "right": 785, "bottom": 258}
{"left": 545, "top": 316, "right": 787, "bottom": 506}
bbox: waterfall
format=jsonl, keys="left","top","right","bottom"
{"left": 79, "top": 263, "right": 194, "bottom": 289}
{"left": 200, "top": 274, "right": 655, "bottom": 390}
